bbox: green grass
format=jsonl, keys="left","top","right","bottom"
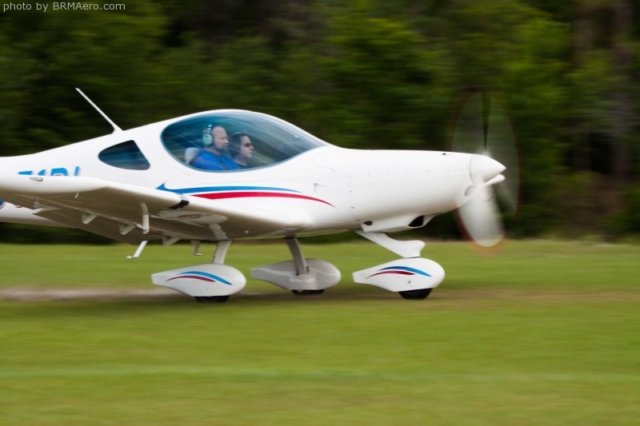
{"left": 0, "top": 240, "right": 639, "bottom": 425}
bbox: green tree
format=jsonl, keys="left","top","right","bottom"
{"left": 312, "top": 2, "right": 451, "bottom": 150}
{"left": 0, "top": 1, "right": 168, "bottom": 155}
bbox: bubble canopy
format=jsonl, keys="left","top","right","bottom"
{"left": 161, "top": 110, "right": 329, "bottom": 172}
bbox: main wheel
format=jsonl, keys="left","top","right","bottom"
{"left": 195, "top": 296, "right": 229, "bottom": 303}
{"left": 291, "top": 290, "right": 325, "bottom": 296}
{"left": 399, "top": 288, "right": 432, "bottom": 300}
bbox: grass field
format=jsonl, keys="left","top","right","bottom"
{"left": 0, "top": 240, "right": 639, "bottom": 425}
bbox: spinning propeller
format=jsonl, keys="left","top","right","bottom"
{"left": 452, "top": 92, "right": 521, "bottom": 247}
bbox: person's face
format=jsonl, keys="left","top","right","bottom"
{"left": 211, "top": 126, "right": 228, "bottom": 151}
{"left": 239, "top": 135, "right": 254, "bottom": 158}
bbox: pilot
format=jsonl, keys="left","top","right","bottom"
{"left": 190, "top": 124, "right": 239, "bottom": 170}
{"left": 229, "top": 132, "right": 254, "bottom": 168}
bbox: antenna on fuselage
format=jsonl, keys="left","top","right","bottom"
{"left": 75, "top": 88, "right": 123, "bottom": 133}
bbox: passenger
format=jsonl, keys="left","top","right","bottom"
{"left": 229, "top": 132, "right": 254, "bottom": 168}
{"left": 190, "top": 124, "right": 239, "bottom": 170}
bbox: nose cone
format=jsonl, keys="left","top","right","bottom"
{"left": 470, "top": 155, "right": 506, "bottom": 184}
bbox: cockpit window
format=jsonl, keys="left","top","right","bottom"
{"left": 98, "top": 140, "right": 150, "bottom": 170}
{"left": 160, "top": 110, "right": 328, "bottom": 172}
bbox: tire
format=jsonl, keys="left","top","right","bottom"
{"left": 399, "top": 288, "right": 432, "bottom": 300}
{"left": 291, "top": 290, "right": 325, "bottom": 296}
{"left": 195, "top": 296, "right": 230, "bottom": 303}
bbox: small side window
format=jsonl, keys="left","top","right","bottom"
{"left": 99, "top": 141, "right": 150, "bottom": 170}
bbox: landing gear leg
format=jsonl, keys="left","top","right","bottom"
{"left": 285, "top": 238, "right": 309, "bottom": 275}
{"left": 250, "top": 237, "right": 341, "bottom": 293}
{"left": 213, "top": 240, "right": 232, "bottom": 264}
{"left": 285, "top": 238, "right": 322, "bottom": 296}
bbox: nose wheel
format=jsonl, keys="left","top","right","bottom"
{"left": 399, "top": 289, "right": 432, "bottom": 300}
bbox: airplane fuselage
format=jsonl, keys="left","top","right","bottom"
{"left": 0, "top": 110, "right": 476, "bottom": 239}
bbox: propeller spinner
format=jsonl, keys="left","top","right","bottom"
{"left": 452, "top": 93, "right": 520, "bottom": 247}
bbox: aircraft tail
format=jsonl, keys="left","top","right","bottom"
{"left": 0, "top": 167, "right": 67, "bottom": 227}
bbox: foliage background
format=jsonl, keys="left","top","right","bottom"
{"left": 0, "top": 0, "right": 638, "bottom": 243}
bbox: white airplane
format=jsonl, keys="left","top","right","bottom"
{"left": 0, "top": 90, "right": 518, "bottom": 302}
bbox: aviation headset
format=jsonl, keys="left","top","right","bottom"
{"left": 202, "top": 124, "right": 214, "bottom": 146}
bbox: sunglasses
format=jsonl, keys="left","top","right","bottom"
{"left": 243, "top": 142, "right": 253, "bottom": 147}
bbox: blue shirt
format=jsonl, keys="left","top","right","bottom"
{"left": 191, "top": 150, "right": 239, "bottom": 171}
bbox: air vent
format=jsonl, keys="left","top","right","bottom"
{"left": 408, "top": 216, "right": 426, "bottom": 228}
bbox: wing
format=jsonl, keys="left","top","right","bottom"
{"left": 0, "top": 175, "right": 308, "bottom": 243}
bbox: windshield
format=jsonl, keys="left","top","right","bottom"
{"left": 161, "top": 110, "right": 328, "bottom": 172}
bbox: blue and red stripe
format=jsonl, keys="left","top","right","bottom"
{"left": 166, "top": 271, "right": 232, "bottom": 285}
{"left": 368, "top": 266, "right": 431, "bottom": 279}
{"left": 158, "top": 184, "right": 333, "bottom": 206}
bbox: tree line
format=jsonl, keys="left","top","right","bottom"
{"left": 0, "top": 0, "right": 638, "bottom": 243}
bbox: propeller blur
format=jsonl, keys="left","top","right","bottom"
{"left": 452, "top": 92, "right": 520, "bottom": 248}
